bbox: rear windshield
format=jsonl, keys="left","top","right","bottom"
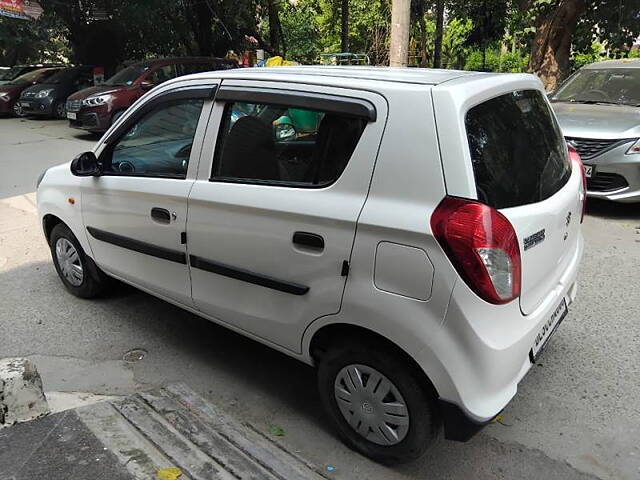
{"left": 465, "top": 89, "right": 571, "bottom": 209}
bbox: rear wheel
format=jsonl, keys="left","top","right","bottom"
{"left": 317, "top": 340, "right": 439, "bottom": 464}
{"left": 49, "top": 223, "right": 107, "bottom": 298}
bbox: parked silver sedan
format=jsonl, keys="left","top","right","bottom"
{"left": 551, "top": 59, "right": 640, "bottom": 203}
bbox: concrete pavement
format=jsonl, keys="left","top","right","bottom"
{"left": 0, "top": 117, "right": 95, "bottom": 199}
{"left": 1, "top": 383, "right": 327, "bottom": 480}
{"left": 0, "top": 116, "right": 639, "bottom": 479}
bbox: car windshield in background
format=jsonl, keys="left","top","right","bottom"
{"left": 466, "top": 89, "right": 571, "bottom": 209}
{"left": 8, "top": 69, "right": 48, "bottom": 86}
{"left": 0, "top": 67, "right": 24, "bottom": 81}
{"left": 551, "top": 68, "right": 640, "bottom": 106}
{"left": 104, "top": 65, "right": 149, "bottom": 86}
{"left": 44, "top": 69, "right": 76, "bottom": 84}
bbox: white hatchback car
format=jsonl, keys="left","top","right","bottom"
{"left": 37, "top": 67, "right": 584, "bottom": 464}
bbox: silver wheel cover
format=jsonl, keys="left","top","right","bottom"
{"left": 334, "top": 364, "right": 410, "bottom": 446}
{"left": 55, "top": 238, "right": 83, "bottom": 286}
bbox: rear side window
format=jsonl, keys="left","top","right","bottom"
{"left": 465, "top": 90, "right": 571, "bottom": 209}
{"left": 211, "top": 101, "right": 366, "bottom": 187}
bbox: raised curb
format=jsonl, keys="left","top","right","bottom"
{"left": 0, "top": 358, "right": 49, "bottom": 426}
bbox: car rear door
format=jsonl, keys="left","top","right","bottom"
{"left": 433, "top": 78, "right": 583, "bottom": 315}
{"left": 186, "top": 81, "right": 387, "bottom": 352}
{"left": 81, "top": 85, "right": 215, "bottom": 305}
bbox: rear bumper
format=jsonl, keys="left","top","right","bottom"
{"left": 418, "top": 233, "right": 583, "bottom": 427}
{"left": 439, "top": 400, "right": 498, "bottom": 442}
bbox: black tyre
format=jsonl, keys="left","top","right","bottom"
{"left": 12, "top": 101, "right": 25, "bottom": 117}
{"left": 110, "top": 110, "right": 125, "bottom": 126}
{"left": 53, "top": 100, "right": 66, "bottom": 119}
{"left": 317, "top": 340, "right": 439, "bottom": 464}
{"left": 49, "top": 223, "right": 108, "bottom": 298}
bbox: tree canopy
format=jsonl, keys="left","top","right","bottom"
{"left": 2, "top": 0, "right": 639, "bottom": 88}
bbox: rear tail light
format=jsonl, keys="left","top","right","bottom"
{"left": 568, "top": 144, "right": 586, "bottom": 223}
{"left": 431, "top": 196, "right": 521, "bottom": 305}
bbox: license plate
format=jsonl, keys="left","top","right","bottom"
{"left": 20, "top": 102, "right": 30, "bottom": 107}
{"left": 530, "top": 298, "right": 568, "bottom": 362}
{"left": 67, "top": 112, "right": 77, "bottom": 120}
{"left": 583, "top": 164, "right": 594, "bottom": 178}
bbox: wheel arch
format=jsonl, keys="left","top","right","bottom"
{"left": 308, "top": 322, "right": 440, "bottom": 400}
{"left": 42, "top": 213, "right": 64, "bottom": 244}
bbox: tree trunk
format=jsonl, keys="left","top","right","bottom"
{"left": 267, "top": 0, "right": 283, "bottom": 56}
{"left": 528, "top": 0, "right": 586, "bottom": 91}
{"left": 389, "top": 0, "right": 411, "bottom": 67}
{"left": 418, "top": 12, "right": 428, "bottom": 67}
{"left": 433, "top": 0, "right": 444, "bottom": 68}
{"left": 193, "top": 0, "right": 214, "bottom": 56}
{"left": 341, "top": 0, "right": 349, "bottom": 53}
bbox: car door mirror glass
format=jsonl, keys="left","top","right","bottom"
{"left": 70, "top": 151, "right": 101, "bottom": 176}
{"left": 140, "top": 81, "right": 154, "bottom": 91}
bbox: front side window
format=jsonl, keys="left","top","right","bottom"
{"left": 212, "top": 101, "right": 366, "bottom": 186}
{"left": 104, "top": 99, "right": 204, "bottom": 178}
{"left": 466, "top": 90, "right": 571, "bottom": 209}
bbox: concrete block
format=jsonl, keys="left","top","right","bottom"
{"left": 0, "top": 358, "right": 49, "bottom": 426}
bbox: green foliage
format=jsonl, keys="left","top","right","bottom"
{"left": 464, "top": 47, "right": 529, "bottom": 73}
{"left": 440, "top": 18, "right": 473, "bottom": 69}
{"left": 572, "top": 42, "right": 605, "bottom": 70}
{"left": 3, "top": 0, "right": 640, "bottom": 76}
{"left": 0, "top": 13, "right": 69, "bottom": 65}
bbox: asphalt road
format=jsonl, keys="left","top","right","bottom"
{"left": 1, "top": 116, "right": 639, "bottom": 480}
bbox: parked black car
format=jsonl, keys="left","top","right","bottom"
{"left": 19, "top": 66, "right": 94, "bottom": 119}
{"left": 0, "top": 64, "right": 65, "bottom": 85}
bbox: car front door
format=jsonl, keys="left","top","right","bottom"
{"left": 82, "top": 85, "right": 214, "bottom": 305}
{"left": 186, "top": 81, "right": 387, "bottom": 352}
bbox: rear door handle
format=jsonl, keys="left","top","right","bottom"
{"left": 292, "top": 231, "right": 324, "bottom": 250}
{"left": 151, "top": 207, "right": 171, "bottom": 224}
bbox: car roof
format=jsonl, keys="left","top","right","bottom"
{"left": 188, "top": 65, "right": 485, "bottom": 86}
{"left": 133, "top": 57, "right": 232, "bottom": 68}
{"left": 583, "top": 58, "right": 640, "bottom": 69}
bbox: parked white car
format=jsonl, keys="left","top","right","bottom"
{"left": 37, "top": 66, "right": 584, "bottom": 464}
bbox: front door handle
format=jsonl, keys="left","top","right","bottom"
{"left": 292, "top": 231, "right": 324, "bottom": 250}
{"left": 151, "top": 207, "right": 171, "bottom": 224}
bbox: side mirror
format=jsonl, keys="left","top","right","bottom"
{"left": 274, "top": 122, "right": 297, "bottom": 141}
{"left": 70, "top": 151, "right": 101, "bottom": 177}
{"left": 140, "top": 81, "right": 154, "bottom": 91}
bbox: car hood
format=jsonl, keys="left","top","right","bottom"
{"left": 552, "top": 101, "right": 640, "bottom": 139}
{"left": 22, "top": 83, "right": 59, "bottom": 95}
{"left": 68, "top": 85, "right": 126, "bottom": 101}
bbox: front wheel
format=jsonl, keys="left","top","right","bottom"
{"left": 317, "top": 340, "right": 439, "bottom": 464}
{"left": 49, "top": 223, "right": 107, "bottom": 298}
{"left": 12, "top": 101, "right": 25, "bottom": 117}
{"left": 53, "top": 100, "right": 66, "bottom": 119}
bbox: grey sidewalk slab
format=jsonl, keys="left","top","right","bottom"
{"left": 0, "top": 383, "right": 327, "bottom": 480}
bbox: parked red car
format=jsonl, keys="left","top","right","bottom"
{"left": 0, "top": 67, "right": 62, "bottom": 116}
{"left": 66, "top": 57, "right": 237, "bottom": 133}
